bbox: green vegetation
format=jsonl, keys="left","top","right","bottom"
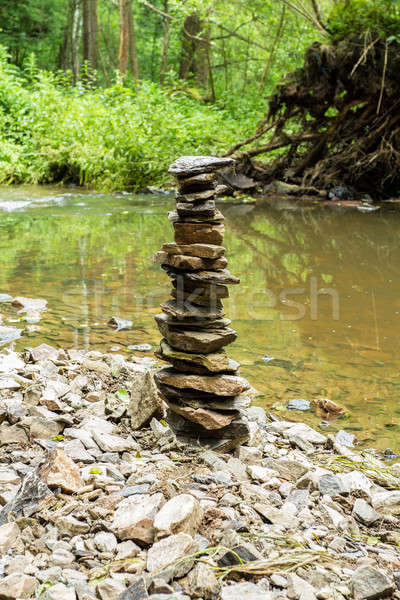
{"left": 328, "top": 0, "right": 400, "bottom": 42}
{"left": 0, "top": 51, "right": 243, "bottom": 190}
{"left": 0, "top": 0, "right": 321, "bottom": 190}
{"left": 0, "top": 0, "right": 398, "bottom": 190}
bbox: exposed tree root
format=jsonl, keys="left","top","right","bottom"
{"left": 227, "top": 34, "right": 400, "bottom": 198}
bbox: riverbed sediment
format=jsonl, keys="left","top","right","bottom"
{"left": 0, "top": 345, "right": 400, "bottom": 600}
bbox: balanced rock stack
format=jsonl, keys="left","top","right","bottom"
{"left": 153, "top": 156, "right": 252, "bottom": 450}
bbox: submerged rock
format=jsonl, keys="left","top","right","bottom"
{"left": 107, "top": 317, "right": 133, "bottom": 331}
{"left": 287, "top": 398, "right": 311, "bottom": 411}
{"left": 0, "top": 326, "right": 23, "bottom": 346}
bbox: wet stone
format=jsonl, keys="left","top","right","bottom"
{"left": 156, "top": 324, "right": 237, "bottom": 354}
{"left": 173, "top": 222, "right": 225, "bottom": 246}
{"left": 287, "top": 398, "right": 311, "bottom": 411}
{"left": 166, "top": 401, "right": 237, "bottom": 430}
{"left": 176, "top": 200, "right": 216, "bottom": 218}
{"left": 155, "top": 368, "right": 250, "bottom": 397}
{"left": 160, "top": 299, "right": 224, "bottom": 320}
{"left": 172, "top": 269, "right": 239, "bottom": 286}
{"left": 154, "top": 251, "right": 227, "bottom": 272}
{"left": 155, "top": 340, "right": 237, "bottom": 374}
{"left": 177, "top": 171, "right": 216, "bottom": 193}
{"left": 169, "top": 209, "right": 224, "bottom": 224}
{"left": 172, "top": 278, "right": 229, "bottom": 298}
{"left": 336, "top": 429, "right": 355, "bottom": 447}
{"left": 162, "top": 242, "right": 225, "bottom": 259}
{"left": 155, "top": 312, "right": 231, "bottom": 331}
{"left": 171, "top": 288, "right": 227, "bottom": 308}
{"left": 168, "top": 155, "right": 234, "bottom": 176}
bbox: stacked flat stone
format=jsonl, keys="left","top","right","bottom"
{"left": 153, "top": 156, "right": 252, "bottom": 450}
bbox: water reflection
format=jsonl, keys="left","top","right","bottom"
{"left": 0, "top": 186, "right": 400, "bottom": 451}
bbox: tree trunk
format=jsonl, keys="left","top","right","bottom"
{"left": 159, "top": 0, "right": 170, "bottom": 84}
{"left": 119, "top": 0, "right": 139, "bottom": 79}
{"left": 179, "top": 13, "right": 210, "bottom": 90}
{"left": 72, "top": 0, "right": 82, "bottom": 80}
{"left": 82, "top": 0, "right": 98, "bottom": 71}
{"left": 58, "top": 0, "right": 82, "bottom": 79}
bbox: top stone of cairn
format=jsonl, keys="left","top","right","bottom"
{"left": 168, "top": 156, "right": 234, "bottom": 177}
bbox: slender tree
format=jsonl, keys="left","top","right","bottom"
{"left": 159, "top": 0, "right": 170, "bottom": 84}
{"left": 119, "top": 0, "right": 139, "bottom": 78}
{"left": 82, "top": 0, "right": 98, "bottom": 71}
{"left": 59, "top": 0, "right": 82, "bottom": 79}
{"left": 179, "top": 13, "right": 210, "bottom": 89}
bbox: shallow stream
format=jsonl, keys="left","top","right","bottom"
{"left": 1, "top": 186, "right": 400, "bottom": 452}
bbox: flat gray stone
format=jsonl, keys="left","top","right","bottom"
{"left": 221, "top": 582, "right": 271, "bottom": 600}
{"left": 147, "top": 532, "right": 195, "bottom": 580}
{"left": 154, "top": 494, "right": 202, "bottom": 538}
{"left": 116, "top": 577, "right": 148, "bottom": 600}
{"left": 318, "top": 473, "right": 344, "bottom": 496}
{"left": 350, "top": 566, "right": 394, "bottom": 600}
{"left": 353, "top": 498, "right": 380, "bottom": 526}
{"left": 168, "top": 156, "right": 234, "bottom": 176}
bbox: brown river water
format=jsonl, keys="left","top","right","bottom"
{"left": 1, "top": 186, "right": 400, "bottom": 453}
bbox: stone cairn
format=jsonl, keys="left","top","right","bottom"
{"left": 153, "top": 156, "right": 252, "bottom": 451}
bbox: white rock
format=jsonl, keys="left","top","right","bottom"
{"left": 236, "top": 446, "right": 262, "bottom": 464}
{"left": 286, "top": 573, "right": 316, "bottom": 599}
{"left": 94, "top": 532, "right": 118, "bottom": 553}
{"left": 63, "top": 427, "right": 99, "bottom": 450}
{"left": 62, "top": 439, "right": 94, "bottom": 463}
{"left": 320, "top": 504, "right": 345, "bottom": 528}
{"left": 128, "top": 369, "right": 163, "bottom": 429}
{"left": 51, "top": 547, "right": 75, "bottom": 567}
{"left": 247, "top": 465, "right": 278, "bottom": 482}
{"left": 79, "top": 416, "right": 114, "bottom": 436}
{"left": 112, "top": 492, "right": 164, "bottom": 544}
{"left": 92, "top": 431, "right": 137, "bottom": 453}
{"left": 352, "top": 499, "right": 380, "bottom": 526}
{"left": 115, "top": 540, "right": 140, "bottom": 560}
{"left": 270, "top": 574, "right": 287, "bottom": 587}
{"left": 254, "top": 503, "right": 299, "bottom": 529}
{"left": 42, "top": 582, "right": 76, "bottom": 600}
{"left": 154, "top": 493, "right": 202, "bottom": 538}
{"left": 372, "top": 491, "right": 400, "bottom": 515}
{"left": 339, "top": 471, "right": 372, "bottom": 497}
{"left": 97, "top": 578, "right": 126, "bottom": 600}
{"left": 227, "top": 457, "right": 249, "bottom": 480}
{"left": 147, "top": 532, "right": 195, "bottom": 579}
{"left": 150, "top": 417, "right": 172, "bottom": 439}
{"left": 286, "top": 423, "right": 327, "bottom": 445}
{"left": 56, "top": 516, "right": 90, "bottom": 536}
{"left": 0, "top": 352, "right": 25, "bottom": 373}
{"left": 0, "top": 573, "right": 37, "bottom": 599}
{"left": 350, "top": 565, "right": 394, "bottom": 600}
{"left": 222, "top": 582, "right": 272, "bottom": 600}
{"left": 0, "top": 522, "right": 20, "bottom": 554}
{"left": 185, "top": 562, "right": 221, "bottom": 599}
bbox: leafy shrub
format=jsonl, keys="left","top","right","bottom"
{"left": 328, "top": 0, "right": 400, "bottom": 42}
{"left": 0, "top": 49, "right": 247, "bottom": 191}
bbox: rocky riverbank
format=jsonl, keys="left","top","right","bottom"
{"left": 1, "top": 345, "right": 400, "bottom": 600}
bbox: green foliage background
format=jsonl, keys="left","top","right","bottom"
{"left": 0, "top": 0, "right": 398, "bottom": 190}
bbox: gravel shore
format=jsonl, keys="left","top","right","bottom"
{"left": 0, "top": 345, "right": 400, "bottom": 600}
